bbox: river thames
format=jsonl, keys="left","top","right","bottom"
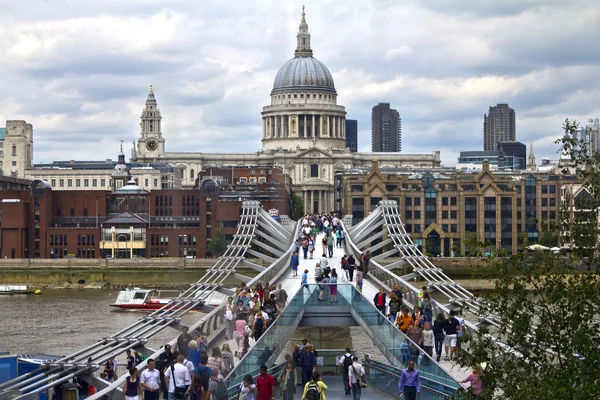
{"left": 0, "top": 289, "right": 204, "bottom": 356}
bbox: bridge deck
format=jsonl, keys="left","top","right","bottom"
{"left": 214, "top": 230, "right": 469, "bottom": 389}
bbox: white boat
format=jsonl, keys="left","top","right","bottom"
{"left": 0, "top": 285, "right": 33, "bottom": 295}
{"left": 110, "top": 288, "right": 228, "bottom": 311}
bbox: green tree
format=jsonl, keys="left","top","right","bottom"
{"left": 208, "top": 228, "right": 227, "bottom": 256}
{"left": 291, "top": 193, "right": 304, "bottom": 220}
{"left": 455, "top": 119, "right": 600, "bottom": 400}
{"left": 538, "top": 220, "right": 559, "bottom": 247}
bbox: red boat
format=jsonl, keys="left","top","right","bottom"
{"left": 110, "top": 288, "right": 226, "bottom": 311}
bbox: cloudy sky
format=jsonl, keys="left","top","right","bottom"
{"left": 1, "top": 0, "right": 598, "bottom": 165}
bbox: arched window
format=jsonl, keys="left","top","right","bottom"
{"left": 12, "top": 145, "right": 17, "bottom": 156}
{"left": 310, "top": 164, "right": 319, "bottom": 178}
{"left": 190, "top": 169, "right": 195, "bottom": 179}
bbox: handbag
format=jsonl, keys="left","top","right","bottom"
{"left": 171, "top": 365, "right": 188, "bottom": 399}
{"left": 351, "top": 364, "right": 368, "bottom": 388}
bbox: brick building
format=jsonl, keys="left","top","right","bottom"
{"left": 0, "top": 168, "right": 290, "bottom": 259}
{"left": 340, "top": 160, "right": 575, "bottom": 256}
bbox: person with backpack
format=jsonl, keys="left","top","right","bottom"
{"left": 252, "top": 311, "right": 266, "bottom": 342}
{"left": 422, "top": 292, "right": 433, "bottom": 324}
{"left": 302, "top": 371, "right": 327, "bottom": 400}
{"left": 387, "top": 292, "right": 401, "bottom": 323}
{"left": 256, "top": 365, "right": 275, "bottom": 400}
{"left": 275, "top": 283, "right": 288, "bottom": 310}
{"left": 347, "top": 356, "right": 365, "bottom": 400}
{"left": 263, "top": 293, "right": 280, "bottom": 321}
{"left": 339, "top": 348, "right": 353, "bottom": 395}
{"left": 195, "top": 354, "right": 211, "bottom": 394}
{"left": 203, "top": 369, "right": 228, "bottom": 400}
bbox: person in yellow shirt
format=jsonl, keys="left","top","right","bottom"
{"left": 302, "top": 371, "right": 328, "bottom": 400}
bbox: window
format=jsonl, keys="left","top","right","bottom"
{"left": 550, "top": 198, "right": 556, "bottom": 206}
{"left": 154, "top": 179, "right": 158, "bottom": 187}
{"left": 550, "top": 185, "right": 556, "bottom": 193}
{"left": 550, "top": 211, "right": 556, "bottom": 219}
{"left": 517, "top": 198, "right": 521, "bottom": 206}
{"left": 414, "top": 210, "right": 420, "bottom": 219}
{"left": 451, "top": 197, "right": 457, "bottom": 206}
{"left": 451, "top": 210, "right": 457, "bottom": 219}
{"left": 70, "top": 208, "right": 74, "bottom": 216}
{"left": 190, "top": 169, "right": 195, "bottom": 179}
{"left": 414, "top": 197, "right": 421, "bottom": 206}
{"left": 145, "top": 179, "right": 149, "bottom": 187}
{"left": 12, "top": 145, "right": 16, "bottom": 156}
{"left": 251, "top": 170, "right": 256, "bottom": 175}
{"left": 451, "top": 224, "right": 457, "bottom": 233}
{"left": 100, "top": 179, "right": 105, "bottom": 187}
{"left": 442, "top": 224, "right": 449, "bottom": 232}
{"left": 442, "top": 197, "right": 448, "bottom": 206}
{"left": 11, "top": 161, "right": 16, "bottom": 166}
{"left": 51, "top": 179, "right": 56, "bottom": 187}
{"left": 93, "top": 179, "right": 97, "bottom": 187}
{"left": 83, "top": 208, "right": 88, "bottom": 216}
{"left": 68, "top": 179, "right": 72, "bottom": 187}
{"left": 442, "top": 210, "right": 448, "bottom": 219}
{"left": 351, "top": 185, "right": 363, "bottom": 192}
{"left": 76, "top": 179, "right": 81, "bottom": 187}
{"left": 249, "top": 177, "right": 257, "bottom": 183}
{"left": 310, "top": 164, "right": 319, "bottom": 177}
{"left": 405, "top": 210, "right": 412, "bottom": 220}
{"left": 405, "top": 197, "right": 412, "bottom": 206}
{"left": 84, "top": 179, "right": 89, "bottom": 187}
{"left": 60, "top": 179, "right": 65, "bottom": 187}
{"left": 414, "top": 224, "right": 421, "bottom": 233}
{"left": 542, "top": 185, "right": 547, "bottom": 193}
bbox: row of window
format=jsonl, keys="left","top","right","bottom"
{"left": 77, "top": 248, "right": 96, "bottom": 258}
{"left": 77, "top": 234, "right": 96, "bottom": 246}
{"left": 49, "top": 235, "right": 68, "bottom": 246}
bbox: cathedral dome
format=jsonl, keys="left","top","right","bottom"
{"left": 272, "top": 56, "right": 335, "bottom": 93}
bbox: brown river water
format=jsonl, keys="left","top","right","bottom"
{"left": 0, "top": 289, "right": 204, "bottom": 356}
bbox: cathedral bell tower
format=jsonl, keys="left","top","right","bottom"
{"left": 136, "top": 85, "right": 165, "bottom": 159}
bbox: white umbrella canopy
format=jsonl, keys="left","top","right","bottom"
{"left": 527, "top": 244, "right": 551, "bottom": 251}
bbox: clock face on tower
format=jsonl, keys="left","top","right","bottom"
{"left": 146, "top": 139, "right": 158, "bottom": 152}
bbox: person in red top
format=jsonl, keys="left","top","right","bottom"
{"left": 373, "top": 287, "right": 387, "bottom": 315}
{"left": 256, "top": 364, "right": 275, "bottom": 400}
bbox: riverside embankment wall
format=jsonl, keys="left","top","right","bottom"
{"left": 0, "top": 257, "right": 491, "bottom": 288}
{"left": 0, "top": 258, "right": 264, "bottom": 288}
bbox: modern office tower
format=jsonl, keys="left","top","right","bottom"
{"left": 499, "top": 141, "right": 526, "bottom": 169}
{"left": 346, "top": 119, "right": 358, "bottom": 152}
{"left": 483, "top": 104, "right": 516, "bottom": 151}
{"left": 371, "top": 103, "right": 401, "bottom": 152}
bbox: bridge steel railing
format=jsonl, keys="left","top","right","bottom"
{"left": 343, "top": 200, "right": 519, "bottom": 358}
{"left": 0, "top": 201, "right": 297, "bottom": 400}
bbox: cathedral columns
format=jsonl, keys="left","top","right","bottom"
{"left": 303, "top": 115, "right": 307, "bottom": 137}
{"left": 312, "top": 114, "right": 315, "bottom": 137}
{"left": 333, "top": 116, "right": 337, "bottom": 138}
{"left": 319, "top": 191, "right": 323, "bottom": 213}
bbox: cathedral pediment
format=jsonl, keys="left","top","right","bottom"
{"left": 295, "top": 147, "right": 332, "bottom": 159}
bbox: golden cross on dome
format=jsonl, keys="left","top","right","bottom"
{"left": 149, "top": 84, "right": 153, "bottom": 92}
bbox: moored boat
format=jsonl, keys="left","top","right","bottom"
{"left": 0, "top": 285, "right": 35, "bottom": 295}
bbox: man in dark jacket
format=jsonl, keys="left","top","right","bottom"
{"left": 299, "top": 345, "right": 316, "bottom": 385}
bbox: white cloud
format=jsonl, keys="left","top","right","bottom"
{"left": 384, "top": 46, "right": 413, "bottom": 60}
{"left": 0, "top": 0, "right": 598, "bottom": 165}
